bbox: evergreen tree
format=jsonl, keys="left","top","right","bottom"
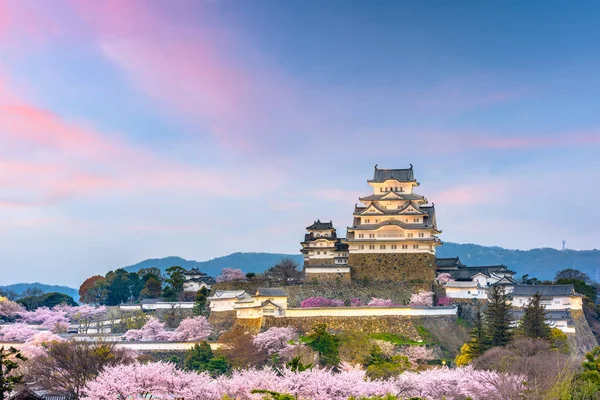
{"left": 518, "top": 292, "right": 551, "bottom": 340}
{"left": 468, "top": 307, "right": 486, "bottom": 356}
{"left": 183, "top": 341, "right": 213, "bottom": 371}
{"left": 0, "top": 346, "right": 26, "bottom": 400}
{"left": 304, "top": 324, "right": 340, "bottom": 366}
{"left": 193, "top": 287, "right": 210, "bottom": 316}
{"left": 484, "top": 285, "right": 513, "bottom": 347}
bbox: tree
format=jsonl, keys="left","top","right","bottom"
{"left": 484, "top": 285, "right": 512, "bottom": 347}
{"left": 252, "top": 327, "right": 297, "bottom": 354}
{"left": 184, "top": 341, "right": 214, "bottom": 371}
{"left": 140, "top": 277, "right": 162, "bottom": 299}
{"left": 363, "top": 345, "right": 411, "bottom": 379}
{"left": 303, "top": 324, "right": 340, "bottom": 366}
{"left": 0, "top": 298, "right": 25, "bottom": 321}
{"left": 517, "top": 292, "right": 551, "bottom": 340}
{"left": 21, "top": 287, "right": 43, "bottom": 299}
{"left": 138, "top": 267, "right": 163, "bottom": 282}
{"left": 300, "top": 297, "right": 344, "bottom": 308}
{"left": 0, "top": 290, "right": 17, "bottom": 301}
{"left": 216, "top": 268, "right": 246, "bottom": 283}
{"left": 556, "top": 278, "right": 597, "bottom": 300}
{"left": 455, "top": 308, "right": 486, "bottom": 366}
{"left": 409, "top": 291, "right": 434, "bottom": 306}
{"left": 27, "top": 341, "right": 134, "bottom": 399}
{"left": 367, "top": 298, "right": 394, "bottom": 307}
{"left": 264, "top": 258, "right": 301, "bottom": 285}
{"left": 165, "top": 266, "right": 187, "bottom": 297}
{"left": 170, "top": 316, "right": 212, "bottom": 342}
{"left": 17, "top": 292, "right": 77, "bottom": 311}
{"left": 123, "top": 317, "right": 173, "bottom": 341}
{"left": 555, "top": 268, "right": 591, "bottom": 283}
{"left": 79, "top": 275, "right": 105, "bottom": 304}
{"left": 0, "top": 323, "right": 38, "bottom": 342}
{"left": 193, "top": 287, "right": 210, "bottom": 316}
{"left": 0, "top": 346, "right": 26, "bottom": 400}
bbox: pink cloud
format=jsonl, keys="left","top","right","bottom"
{"left": 430, "top": 180, "right": 509, "bottom": 206}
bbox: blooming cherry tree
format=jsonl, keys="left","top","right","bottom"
{"left": 123, "top": 317, "right": 173, "bottom": 341}
{"left": 252, "top": 327, "right": 298, "bottom": 354}
{"left": 409, "top": 291, "right": 434, "bottom": 307}
{"left": 0, "top": 323, "right": 38, "bottom": 341}
{"left": 0, "top": 297, "right": 25, "bottom": 320}
{"left": 20, "top": 331, "right": 65, "bottom": 358}
{"left": 435, "top": 273, "right": 452, "bottom": 285}
{"left": 348, "top": 298, "right": 364, "bottom": 307}
{"left": 300, "top": 297, "right": 344, "bottom": 308}
{"left": 169, "top": 316, "right": 212, "bottom": 342}
{"left": 367, "top": 298, "right": 394, "bottom": 307}
{"left": 215, "top": 268, "right": 246, "bottom": 283}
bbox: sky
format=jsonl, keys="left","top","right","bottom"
{"left": 1, "top": 0, "right": 599, "bottom": 286}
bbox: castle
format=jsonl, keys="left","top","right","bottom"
{"left": 301, "top": 165, "right": 441, "bottom": 283}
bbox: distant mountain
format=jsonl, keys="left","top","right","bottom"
{"left": 0, "top": 282, "right": 79, "bottom": 301}
{"left": 436, "top": 243, "right": 600, "bottom": 281}
{"left": 122, "top": 253, "right": 304, "bottom": 278}
{"left": 121, "top": 244, "right": 600, "bottom": 281}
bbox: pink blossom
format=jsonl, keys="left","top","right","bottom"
{"left": 169, "top": 316, "right": 212, "bottom": 342}
{"left": 367, "top": 298, "right": 394, "bottom": 307}
{"left": 215, "top": 268, "right": 246, "bottom": 283}
{"left": 409, "top": 291, "right": 434, "bottom": 307}
{"left": 20, "top": 331, "right": 64, "bottom": 358}
{"left": 252, "top": 327, "right": 297, "bottom": 354}
{"left": 348, "top": 298, "right": 364, "bottom": 307}
{"left": 300, "top": 297, "right": 344, "bottom": 308}
{"left": 401, "top": 345, "right": 435, "bottom": 365}
{"left": 437, "top": 296, "right": 452, "bottom": 306}
{"left": 0, "top": 298, "right": 25, "bottom": 319}
{"left": 435, "top": 273, "right": 452, "bottom": 285}
{"left": 123, "top": 317, "right": 173, "bottom": 341}
{"left": 0, "top": 323, "right": 38, "bottom": 341}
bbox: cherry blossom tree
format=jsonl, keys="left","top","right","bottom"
{"left": 367, "top": 298, "right": 394, "bottom": 307}
{"left": 348, "top": 298, "right": 364, "bottom": 307}
{"left": 0, "top": 323, "right": 38, "bottom": 341}
{"left": 123, "top": 317, "right": 173, "bottom": 341}
{"left": 435, "top": 273, "right": 452, "bottom": 285}
{"left": 300, "top": 297, "right": 344, "bottom": 308}
{"left": 0, "top": 297, "right": 25, "bottom": 320}
{"left": 82, "top": 362, "right": 219, "bottom": 400}
{"left": 169, "top": 316, "right": 212, "bottom": 342}
{"left": 252, "top": 327, "right": 298, "bottom": 354}
{"left": 20, "top": 331, "right": 65, "bottom": 358}
{"left": 409, "top": 291, "right": 434, "bottom": 307}
{"left": 215, "top": 268, "right": 246, "bottom": 283}
{"left": 401, "top": 345, "right": 435, "bottom": 365}
{"left": 437, "top": 296, "right": 452, "bottom": 306}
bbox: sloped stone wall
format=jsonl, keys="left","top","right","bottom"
{"left": 262, "top": 315, "right": 422, "bottom": 340}
{"left": 304, "top": 272, "right": 351, "bottom": 284}
{"left": 349, "top": 253, "right": 436, "bottom": 283}
{"left": 208, "top": 310, "right": 236, "bottom": 336}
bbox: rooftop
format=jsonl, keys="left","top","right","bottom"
{"left": 208, "top": 290, "right": 247, "bottom": 300}
{"left": 185, "top": 267, "right": 207, "bottom": 276}
{"left": 368, "top": 165, "right": 416, "bottom": 183}
{"left": 436, "top": 257, "right": 465, "bottom": 269}
{"left": 510, "top": 284, "right": 575, "bottom": 297}
{"left": 306, "top": 219, "right": 334, "bottom": 230}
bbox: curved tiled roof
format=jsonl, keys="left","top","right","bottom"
{"left": 306, "top": 220, "right": 334, "bottom": 230}
{"left": 368, "top": 165, "right": 416, "bottom": 183}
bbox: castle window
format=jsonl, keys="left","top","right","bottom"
{"left": 375, "top": 219, "right": 379, "bottom": 223}
{"left": 414, "top": 218, "right": 419, "bottom": 223}
{"left": 405, "top": 219, "right": 409, "bottom": 222}
{"left": 402, "top": 245, "right": 408, "bottom": 249}
{"left": 369, "top": 234, "right": 375, "bottom": 238}
{"left": 369, "top": 245, "right": 375, "bottom": 250}
{"left": 407, "top": 233, "right": 413, "bottom": 238}
{"left": 380, "top": 187, "right": 383, "bottom": 192}
{"left": 391, "top": 244, "right": 397, "bottom": 249}
{"left": 360, "top": 245, "right": 364, "bottom": 250}
{"left": 400, "top": 187, "right": 404, "bottom": 192}
{"left": 380, "top": 245, "right": 386, "bottom": 249}
{"left": 413, "top": 245, "right": 419, "bottom": 249}
{"left": 358, "top": 234, "right": 364, "bottom": 238}
{"left": 317, "top": 251, "right": 321, "bottom": 255}
{"left": 418, "top": 233, "right": 424, "bottom": 238}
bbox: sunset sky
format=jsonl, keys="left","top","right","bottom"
{"left": 1, "top": 0, "right": 599, "bottom": 286}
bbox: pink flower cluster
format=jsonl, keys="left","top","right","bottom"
{"left": 409, "top": 291, "right": 434, "bottom": 307}
{"left": 348, "top": 298, "right": 364, "bottom": 307}
{"left": 0, "top": 323, "right": 38, "bottom": 341}
{"left": 300, "top": 297, "right": 344, "bottom": 308}
{"left": 252, "top": 327, "right": 298, "bottom": 354}
{"left": 0, "top": 298, "right": 25, "bottom": 319}
{"left": 437, "top": 296, "right": 453, "bottom": 306}
{"left": 367, "top": 298, "right": 395, "bottom": 307}
{"left": 20, "top": 331, "right": 65, "bottom": 358}
{"left": 82, "top": 362, "right": 525, "bottom": 400}
{"left": 123, "top": 316, "right": 212, "bottom": 342}
{"left": 435, "top": 273, "right": 452, "bottom": 285}
{"left": 215, "top": 268, "right": 246, "bottom": 283}
{"left": 22, "top": 307, "right": 69, "bottom": 333}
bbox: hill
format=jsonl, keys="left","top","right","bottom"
{"left": 121, "top": 244, "right": 600, "bottom": 281}
{"left": 0, "top": 282, "right": 79, "bottom": 301}
{"left": 122, "top": 253, "right": 304, "bottom": 277}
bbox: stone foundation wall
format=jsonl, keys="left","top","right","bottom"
{"left": 306, "top": 258, "right": 336, "bottom": 266}
{"left": 304, "top": 271, "right": 351, "bottom": 284}
{"left": 208, "top": 310, "right": 236, "bottom": 336}
{"left": 349, "top": 253, "right": 436, "bottom": 283}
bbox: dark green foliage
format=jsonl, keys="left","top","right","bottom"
{"left": 517, "top": 292, "right": 551, "bottom": 340}
{"left": 18, "top": 292, "right": 78, "bottom": 310}
{"left": 162, "top": 286, "right": 177, "bottom": 302}
{"left": 556, "top": 278, "right": 597, "bottom": 301}
{"left": 484, "top": 285, "right": 512, "bottom": 347}
{"left": 140, "top": 277, "right": 162, "bottom": 299}
{"left": 467, "top": 308, "right": 486, "bottom": 357}
{"left": 245, "top": 272, "right": 256, "bottom": 280}
{"left": 165, "top": 266, "right": 186, "bottom": 297}
{"left": 286, "top": 356, "right": 312, "bottom": 372}
{"left": 303, "top": 324, "right": 340, "bottom": 366}
{"left": 184, "top": 342, "right": 230, "bottom": 376}
{"left": 363, "top": 345, "right": 410, "bottom": 380}
{"left": 0, "top": 346, "right": 26, "bottom": 400}
{"left": 193, "top": 287, "right": 209, "bottom": 316}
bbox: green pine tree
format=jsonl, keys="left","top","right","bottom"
{"left": 193, "top": 287, "right": 210, "bottom": 316}
{"left": 484, "top": 285, "right": 513, "bottom": 347}
{"left": 467, "top": 307, "right": 486, "bottom": 357}
{"left": 304, "top": 324, "right": 340, "bottom": 366}
{"left": 518, "top": 292, "right": 551, "bottom": 340}
{"left": 0, "top": 346, "right": 26, "bottom": 400}
{"left": 183, "top": 341, "right": 213, "bottom": 371}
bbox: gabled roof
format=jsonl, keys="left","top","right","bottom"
{"left": 496, "top": 276, "right": 517, "bottom": 285}
{"left": 239, "top": 300, "right": 283, "bottom": 310}
{"left": 368, "top": 165, "right": 416, "bottom": 183}
{"left": 359, "top": 193, "right": 425, "bottom": 202}
{"left": 510, "top": 309, "right": 573, "bottom": 324}
{"left": 255, "top": 288, "right": 287, "bottom": 297}
{"left": 185, "top": 267, "right": 206, "bottom": 276}
{"left": 510, "top": 284, "right": 575, "bottom": 297}
{"left": 208, "top": 290, "right": 247, "bottom": 300}
{"left": 306, "top": 220, "right": 334, "bottom": 230}
{"left": 436, "top": 257, "right": 465, "bottom": 269}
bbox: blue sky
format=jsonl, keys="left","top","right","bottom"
{"left": 1, "top": 0, "right": 599, "bottom": 286}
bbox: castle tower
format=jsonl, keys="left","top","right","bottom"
{"left": 301, "top": 220, "right": 351, "bottom": 283}
{"left": 345, "top": 165, "right": 441, "bottom": 282}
